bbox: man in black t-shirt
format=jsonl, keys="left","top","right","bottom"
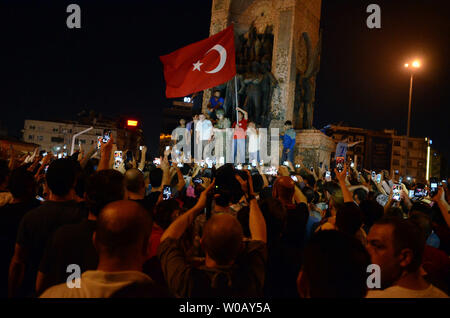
{"left": 8, "top": 159, "right": 87, "bottom": 297}
{"left": 158, "top": 177, "right": 268, "bottom": 297}
{"left": 36, "top": 169, "right": 125, "bottom": 295}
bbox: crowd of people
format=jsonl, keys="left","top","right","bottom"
{"left": 0, "top": 129, "right": 449, "bottom": 299}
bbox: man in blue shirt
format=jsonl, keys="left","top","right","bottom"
{"left": 280, "top": 121, "right": 296, "bottom": 166}
{"left": 206, "top": 90, "right": 224, "bottom": 120}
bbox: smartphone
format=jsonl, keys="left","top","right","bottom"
{"left": 399, "top": 176, "right": 403, "bottom": 184}
{"left": 102, "top": 129, "right": 111, "bottom": 143}
{"left": 251, "top": 160, "right": 257, "bottom": 167}
{"left": 283, "top": 161, "right": 289, "bottom": 166}
{"left": 177, "top": 162, "right": 183, "bottom": 168}
{"left": 414, "top": 188, "right": 426, "bottom": 198}
{"left": 57, "top": 153, "right": 62, "bottom": 159}
{"left": 153, "top": 158, "right": 161, "bottom": 165}
{"left": 193, "top": 177, "right": 203, "bottom": 184}
{"left": 430, "top": 182, "right": 438, "bottom": 197}
{"left": 350, "top": 162, "right": 355, "bottom": 168}
{"left": 295, "top": 164, "right": 301, "bottom": 168}
{"left": 97, "top": 136, "right": 103, "bottom": 149}
{"left": 408, "top": 190, "right": 414, "bottom": 198}
{"left": 336, "top": 157, "right": 345, "bottom": 172}
{"left": 392, "top": 184, "right": 401, "bottom": 201}
{"left": 376, "top": 174, "right": 381, "bottom": 183}
{"left": 247, "top": 165, "right": 252, "bottom": 170}
{"left": 319, "top": 162, "right": 323, "bottom": 169}
{"left": 236, "top": 164, "right": 242, "bottom": 170}
{"left": 165, "top": 146, "right": 170, "bottom": 151}
{"left": 114, "top": 151, "right": 123, "bottom": 168}
{"left": 139, "top": 146, "right": 143, "bottom": 151}
{"left": 162, "top": 185, "right": 171, "bottom": 200}
{"left": 325, "top": 171, "right": 331, "bottom": 181}
{"left": 42, "top": 152, "right": 48, "bottom": 157}
{"left": 44, "top": 164, "right": 49, "bottom": 174}
{"left": 291, "top": 175, "right": 298, "bottom": 182}
{"left": 126, "top": 150, "right": 133, "bottom": 163}
{"left": 371, "top": 171, "right": 376, "bottom": 181}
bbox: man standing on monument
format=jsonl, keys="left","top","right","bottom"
{"left": 232, "top": 107, "right": 248, "bottom": 164}
{"left": 195, "top": 114, "right": 213, "bottom": 161}
{"left": 206, "top": 90, "right": 224, "bottom": 121}
{"left": 280, "top": 121, "right": 296, "bottom": 166}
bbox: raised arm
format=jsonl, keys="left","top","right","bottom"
{"left": 138, "top": 146, "right": 147, "bottom": 171}
{"left": 245, "top": 170, "right": 266, "bottom": 243}
{"left": 335, "top": 164, "right": 354, "bottom": 203}
{"left": 236, "top": 106, "right": 248, "bottom": 120}
{"left": 433, "top": 187, "right": 450, "bottom": 228}
{"left": 161, "top": 180, "right": 215, "bottom": 242}
{"left": 98, "top": 137, "right": 114, "bottom": 171}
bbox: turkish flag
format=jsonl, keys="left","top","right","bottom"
{"left": 160, "top": 25, "right": 236, "bottom": 98}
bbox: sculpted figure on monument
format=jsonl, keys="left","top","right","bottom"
{"left": 260, "top": 25, "right": 274, "bottom": 63}
{"left": 239, "top": 61, "right": 263, "bottom": 125}
{"left": 222, "top": 71, "right": 244, "bottom": 122}
{"left": 294, "top": 31, "right": 322, "bottom": 130}
{"left": 260, "top": 60, "right": 278, "bottom": 128}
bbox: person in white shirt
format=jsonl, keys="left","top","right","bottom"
{"left": 247, "top": 122, "right": 259, "bottom": 164}
{"left": 195, "top": 114, "right": 213, "bottom": 161}
{"left": 40, "top": 200, "right": 167, "bottom": 298}
{"left": 366, "top": 217, "right": 448, "bottom": 298}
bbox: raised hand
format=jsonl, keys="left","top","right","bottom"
{"left": 334, "top": 163, "right": 347, "bottom": 183}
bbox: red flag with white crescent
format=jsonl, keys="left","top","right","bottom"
{"left": 160, "top": 25, "right": 236, "bottom": 98}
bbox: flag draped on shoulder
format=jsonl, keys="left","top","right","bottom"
{"left": 160, "top": 25, "right": 236, "bottom": 98}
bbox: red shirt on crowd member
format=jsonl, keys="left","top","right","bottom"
{"left": 232, "top": 119, "right": 248, "bottom": 139}
{"left": 147, "top": 225, "right": 164, "bottom": 259}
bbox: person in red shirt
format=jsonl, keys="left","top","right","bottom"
{"left": 231, "top": 107, "right": 248, "bottom": 164}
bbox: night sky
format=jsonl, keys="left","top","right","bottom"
{"left": 0, "top": 0, "right": 448, "bottom": 164}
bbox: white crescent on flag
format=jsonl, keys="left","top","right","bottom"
{"left": 204, "top": 44, "right": 227, "bottom": 74}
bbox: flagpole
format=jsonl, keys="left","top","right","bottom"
{"left": 234, "top": 75, "right": 238, "bottom": 124}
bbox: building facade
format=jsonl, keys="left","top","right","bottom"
{"left": 326, "top": 125, "right": 428, "bottom": 182}
{"left": 22, "top": 119, "right": 143, "bottom": 155}
{"left": 390, "top": 135, "right": 428, "bottom": 181}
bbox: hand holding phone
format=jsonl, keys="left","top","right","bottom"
{"left": 392, "top": 184, "right": 401, "bottom": 201}
{"left": 162, "top": 185, "right": 171, "bottom": 200}
{"left": 336, "top": 157, "right": 345, "bottom": 172}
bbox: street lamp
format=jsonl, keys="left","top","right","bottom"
{"left": 403, "top": 59, "right": 421, "bottom": 178}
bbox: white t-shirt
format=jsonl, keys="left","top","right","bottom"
{"left": 195, "top": 120, "right": 213, "bottom": 141}
{"left": 247, "top": 127, "right": 258, "bottom": 153}
{"left": 366, "top": 284, "right": 448, "bottom": 298}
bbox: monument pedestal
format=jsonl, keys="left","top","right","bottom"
{"left": 295, "top": 129, "right": 335, "bottom": 170}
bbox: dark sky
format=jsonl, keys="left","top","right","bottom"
{"left": 1, "top": 0, "right": 448, "bottom": 162}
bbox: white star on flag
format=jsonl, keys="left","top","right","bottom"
{"left": 192, "top": 60, "right": 203, "bottom": 71}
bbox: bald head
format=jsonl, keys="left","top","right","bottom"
{"left": 273, "top": 176, "right": 295, "bottom": 203}
{"left": 202, "top": 214, "right": 243, "bottom": 265}
{"left": 95, "top": 200, "right": 152, "bottom": 259}
{"left": 124, "top": 168, "right": 145, "bottom": 195}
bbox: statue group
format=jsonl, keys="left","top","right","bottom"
{"left": 214, "top": 23, "right": 321, "bottom": 130}
{"left": 215, "top": 23, "right": 277, "bottom": 127}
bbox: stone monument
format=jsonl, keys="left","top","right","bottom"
{"left": 204, "top": 0, "right": 335, "bottom": 169}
